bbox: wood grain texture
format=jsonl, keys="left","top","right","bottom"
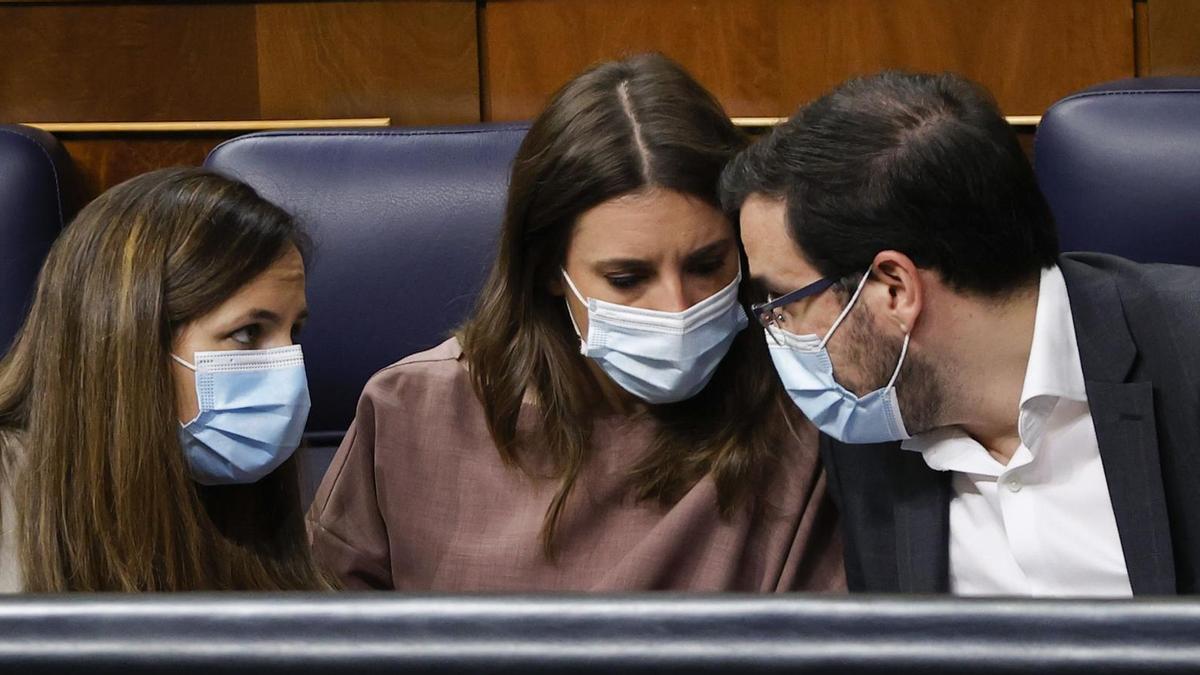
{"left": 2, "top": 0, "right": 483, "bottom": 197}
{"left": 0, "top": 1, "right": 480, "bottom": 126}
{"left": 1135, "top": 0, "right": 1151, "bottom": 76}
{"left": 59, "top": 135, "right": 229, "bottom": 202}
{"left": 482, "top": 0, "right": 1135, "bottom": 119}
{"left": 255, "top": 1, "right": 480, "bottom": 124}
{"left": 0, "top": 3, "right": 259, "bottom": 122}
{"left": 6, "top": 0, "right": 1111, "bottom": 200}
{"left": 1144, "top": 0, "right": 1200, "bottom": 76}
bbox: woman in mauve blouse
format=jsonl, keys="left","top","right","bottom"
{"left": 308, "top": 54, "right": 844, "bottom": 592}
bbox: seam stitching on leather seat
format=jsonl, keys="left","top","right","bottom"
{"left": 208, "top": 127, "right": 530, "bottom": 159}
{"left": 1053, "top": 89, "right": 1200, "bottom": 109}
{"left": 1038, "top": 88, "right": 1200, "bottom": 156}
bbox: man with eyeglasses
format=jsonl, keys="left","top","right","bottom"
{"left": 719, "top": 71, "right": 1200, "bottom": 596}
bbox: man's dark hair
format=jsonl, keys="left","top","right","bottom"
{"left": 721, "top": 71, "right": 1059, "bottom": 296}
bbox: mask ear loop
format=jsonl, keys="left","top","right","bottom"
{"left": 560, "top": 269, "right": 588, "bottom": 340}
{"left": 886, "top": 333, "right": 910, "bottom": 390}
{"left": 171, "top": 354, "right": 203, "bottom": 427}
{"left": 819, "top": 268, "right": 873, "bottom": 350}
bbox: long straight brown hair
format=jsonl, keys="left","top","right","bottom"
{"left": 458, "top": 54, "right": 804, "bottom": 555}
{"left": 0, "top": 168, "right": 332, "bottom": 591}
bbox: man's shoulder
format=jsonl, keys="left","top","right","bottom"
{"left": 1061, "top": 252, "right": 1200, "bottom": 290}
{"left": 1061, "top": 253, "right": 1200, "bottom": 325}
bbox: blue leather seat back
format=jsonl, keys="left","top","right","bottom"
{"left": 0, "top": 125, "right": 75, "bottom": 356}
{"left": 205, "top": 126, "right": 527, "bottom": 504}
{"left": 1035, "top": 78, "right": 1200, "bottom": 265}
{"left": 205, "top": 125, "right": 527, "bottom": 439}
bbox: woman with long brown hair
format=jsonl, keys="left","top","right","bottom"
{"left": 0, "top": 168, "right": 331, "bottom": 591}
{"left": 309, "top": 54, "right": 844, "bottom": 591}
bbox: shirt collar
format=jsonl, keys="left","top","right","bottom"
{"left": 902, "top": 265, "right": 1087, "bottom": 469}
{"left": 902, "top": 426, "right": 1008, "bottom": 476}
{"left": 1020, "top": 264, "right": 1088, "bottom": 406}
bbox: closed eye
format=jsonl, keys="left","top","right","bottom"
{"left": 605, "top": 273, "right": 647, "bottom": 290}
{"left": 686, "top": 256, "right": 726, "bottom": 277}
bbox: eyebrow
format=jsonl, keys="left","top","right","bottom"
{"left": 684, "top": 239, "right": 733, "bottom": 263}
{"left": 592, "top": 237, "right": 735, "bottom": 271}
{"left": 593, "top": 258, "right": 652, "bottom": 272}
{"left": 749, "top": 273, "right": 784, "bottom": 295}
{"left": 231, "top": 308, "right": 309, "bottom": 326}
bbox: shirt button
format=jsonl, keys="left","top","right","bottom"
{"left": 1006, "top": 477, "right": 1023, "bottom": 493}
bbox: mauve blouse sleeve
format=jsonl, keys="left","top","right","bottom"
{"left": 784, "top": 467, "right": 846, "bottom": 592}
{"left": 307, "top": 379, "right": 395, "bottom": 589}
{"left": 774, "top": 415, "right": 847, "bottom": 592}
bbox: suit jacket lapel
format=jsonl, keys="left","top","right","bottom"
{"left": 1061, "top": 256, "right": 1176, "bottom": 595}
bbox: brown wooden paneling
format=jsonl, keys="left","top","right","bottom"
{"left": 4, "top": 1, "right": 482, "bottom": 198}
{"left": 59, "top": 135, "right": 230, "bottom": 202}
{"left": 1145, "top": 0, "right": 1200, "bottom": 75}
{"left": 255, "top": 1, "right": 480, "bottom": 124}
{"left": 0, "top": 1, "right": 481, "bottom": 126}
{"left": 482, "top": 0, "right": 1134, "bottom": 120}
{"left": 1135, "top": 0, "right": 1151, "bottom": 76}
{"left": 774, "top": 0, "right": 1133, "bottom": 113}
{"left": 0, "top": 3, "right": 259, "bottom": 122}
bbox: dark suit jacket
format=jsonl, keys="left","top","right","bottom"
{"left": 823, "top": 253, "right": 1200, "bottom": 595}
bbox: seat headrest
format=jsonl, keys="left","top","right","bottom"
{"left": 205, "top": 125, "right": 528, "bottom": 439}
{"left": 1035, "top": 78, "right": 1200, "bottom": 266}
{"left": 0, "top": 125, "right": 75, "bottom": 356}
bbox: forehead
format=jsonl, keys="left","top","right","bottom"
{"left": 569, "top": 188, "right": 731, "bottom": 259}
{"left": 738, "top": 193, "right": 817, "bottom": 282}
{"left": 218, "top": 247, "right": 306, "bottom": 306}
{"left": 246, "top": 246, "right": 305, "bottom": 286}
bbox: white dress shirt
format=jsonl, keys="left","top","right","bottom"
{"left": 901, "top": 265, "right": 1132, "bottom": 597}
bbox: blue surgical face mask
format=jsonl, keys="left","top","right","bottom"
{"left": 561, "top": 268, "right": 748, "bottom": 404}
{"left": 172, "top": 345, "right": 311, "bottom": 485}
{"left": 767, "top": 269, "right": 911, "bottom": 444}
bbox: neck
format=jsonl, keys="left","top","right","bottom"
{"left": 937, "top": 282, "right": 1040, "bottom": 464}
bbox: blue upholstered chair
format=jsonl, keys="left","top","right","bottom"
{"left": 0, "top": 124, "right": 76, "bottom": 356}
{"left": 205, "top": 124, "right": 528, "bottom": 504}
{"left": 1036, "top": 78, "right": 1200, "bottom": 266}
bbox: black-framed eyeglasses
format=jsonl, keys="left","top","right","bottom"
{"left": 750, "top": 277, "right": 835, "bottom": 344}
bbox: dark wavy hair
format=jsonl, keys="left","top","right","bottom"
{"left": 459, "top": 54, "right": 804, "bottom": 555}
{"left": 0, "top": 168, "right": 331, "bottom": 591}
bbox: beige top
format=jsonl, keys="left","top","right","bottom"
{"left": 0, "top": 431, "right": 23, "bottom": 592}
{"left": 309, "top": 338, "right": 844, "bottom": 592}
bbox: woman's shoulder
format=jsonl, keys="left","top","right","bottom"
{"left": 768, "top": 401, "right": 823, "bottom": 473}
{"left": 359, "top": 337, "right": 474, "bottom": 406}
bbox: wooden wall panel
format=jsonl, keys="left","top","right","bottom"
{"left": 1144, "top": 0, "right": 1200, "bottom": 76}
{"left": 0, "top": 1, "right": 480, "bottom": 126}
{"left": 0, "top": 3, "right": 259, "bottom": 122}
{"left": 482, "top": 0, "right": 1135, "bottom": 120}
{"left": 0, "top": 0, "right": 1134, "bottom": 199}
{"left": 1135, "top": 0, "right": 1151, "bottom": 76}
{"left": 60, "top": 135, "right": 231, "bottom": 202}
{"left": 255, "top": 1, "right": 480, "bottom": 124}
{"left": 775, "top": 0, "right": 1133, "bottom": 114}
{"left": 1, "top": 1, "right": 482, "bottom": 198}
